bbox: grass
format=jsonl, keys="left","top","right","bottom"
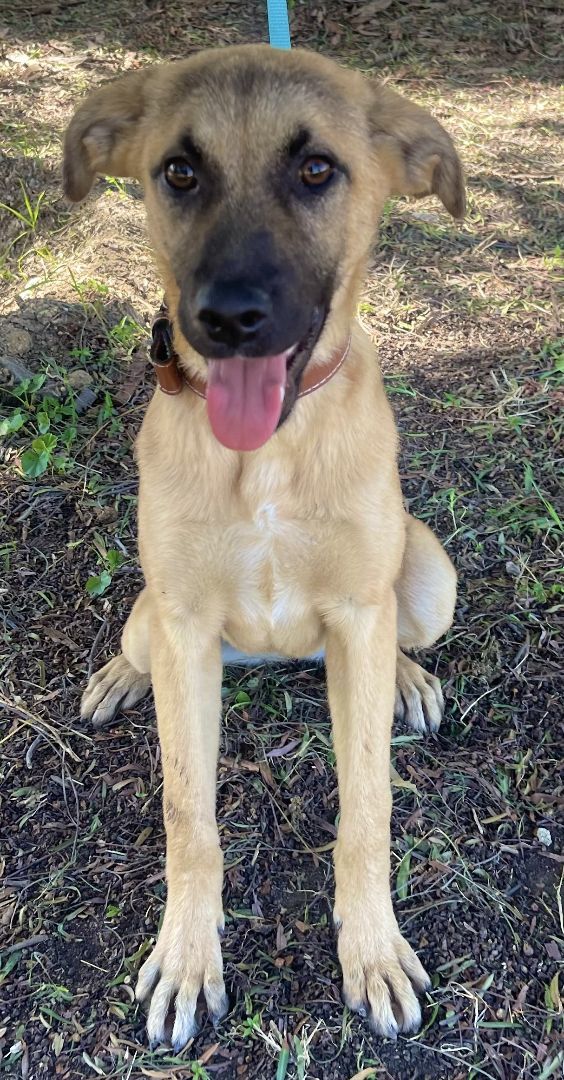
{"left": 1, "top": 1, "right": 563, "bottom": 1078}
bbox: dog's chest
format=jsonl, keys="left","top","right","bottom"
{"left": 239, "top": 501, "right": 314, "bottom": 618}
{"left": 223, "top": 478, "right": 323, "bottom": 656}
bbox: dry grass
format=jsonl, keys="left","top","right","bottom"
{"left": 0, "top": 2, "right": 563, "bottom": 1078}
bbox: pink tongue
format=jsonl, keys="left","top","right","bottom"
{"left": 206, "top": 352, "right": 290, "bottom": 451}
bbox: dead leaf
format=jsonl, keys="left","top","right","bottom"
{"left": 6, "top": 50, "right": 35, "bottom": 65}
{"left": 220, "top": 755, "right": 259, "bottom": 773}
{"left": 267, "top": 737, "right": 302, "bottom": 759}
{"left": 134, "top": 827, "right": 153, "bottom": 848}
{"left": 198, "top": 1042, "right": 220, "bottom": 1067}
{"left": 545, "top": 941, "right": 561, "bottom": 962}
{"left": 547, "top": 971, "right": 561, "bottom": 1010}
{"left": 20, "top": 1043, "right": 30, "bottom": 1080}
{"left": 43, "top": 628, "right": 80, "bottom": 651}
{"left": 276, "top": 921, "right": 288, "bottom": 950}
{"left": 259, "top": 760, "right": 275, "bottom": 788}
{"left": 115, "top": 351, "right": 149, "bottom": 404}
{"left": 530, "top": 792, "right": 564, "bottom": 806}
{"left": 390, "top": 764, "right": 418, "bottom": 794}
{"left": 111, "top": 777, "right": 135, "bottom": 792}
{"left": 354, "top": 0, "right": 392, "bottom": 16}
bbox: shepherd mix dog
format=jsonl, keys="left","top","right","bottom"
{"left": 64, "top": 44, "right": 464, "bottom": 1049}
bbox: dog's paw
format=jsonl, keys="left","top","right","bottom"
{"left": 81, "top": 654, "right": 150, "bottom": 728}
{"left": 335, "top": 903, "right": 430, "bottom": 1037}
{"left": 136, "top": 897, "right": 228, "bottom": 1051}
{"left": 394, "top": 651, "right": 444, "bottom": 734}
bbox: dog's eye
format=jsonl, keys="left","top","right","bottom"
{"left": 300, "top": 157, "right": 335, "bottom": 188}
{"left": 164, "top": 158, "right": 198, "bottom": 191}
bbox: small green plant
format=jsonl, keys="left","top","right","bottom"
{"left": 0, "top": 179, "right": 45, "bottom": 246}
{"left": 0, "top": 373, "right": 81, "bottom": 479}
{"left": 0, "top": 411, "right": 26, "bottom": 437}
{"left": 540, "top": 337, "right": 564, "bottom": 377}
{"left": 69, "top": 275, "right": 109, "bottom": 301}
{"left": 384, "top": 374, "right": 417, "bottom": 397}
{"left": 0, "top": 952, "right": 21, "bottom": 990}
{"left": 97, "top": 391, "right": 116, "bottom": 425}
{"left": 69, "top": 345, "right": 94, "bottom": 364}
{"left": 33, "top": 982, "right": 73, "bottom": 1004}
{"left": 85, "top": 569, "right": 111, "bottom": 598}
{"left": 86, "top": 533, "right": 126, "bottom": 598}
{"left": 103, "top": 175, "right": 129, "bottom": 197}
{"left": 68, "top": 271, "right": 110, "bottom": 317}
{"left": 108, "top": 315, "right": 146, "bottom": 355}
{"left": 542, "top": 245, "right": 564, "bottom": 271}
{"left": 190, "top": 1064, "right": 210, "bottom": 1080}
{"left": 240, "top": 995, "right": 262, "bottom": 1039}
{"left": 20, "top": 433, "right": 58, "bottom": 478}
{"left": 241, "top": 1012, "right": 262, "bottom": 1037}
{"left": 443, "top": 391, "right": 465, "bottom": 408}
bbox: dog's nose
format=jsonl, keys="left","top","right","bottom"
{"left": 196, "top": 283, "right": 272, "bottom": 350}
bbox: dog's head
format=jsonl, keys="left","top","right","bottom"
{"left": 64, "top": 45, "right": 464, "bottom": 451}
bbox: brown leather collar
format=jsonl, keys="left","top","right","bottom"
{"left": 150, "top": 305, "right": 351, "bottom": 399}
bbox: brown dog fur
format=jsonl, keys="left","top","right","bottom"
{"left": 65, "top": 45, "right": 462, "bottom": 1048}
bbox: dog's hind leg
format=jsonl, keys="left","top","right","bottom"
{"left": 81, "top": 588, "right": 152, "bottom": 728}
{"left": 394, "top": 515, "right": 456, "bottom": 733}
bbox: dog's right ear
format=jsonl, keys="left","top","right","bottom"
{"left": 63, "top": 67, "right": 156, "bottom": 202}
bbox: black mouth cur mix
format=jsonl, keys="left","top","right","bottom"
{"left": 63, "top": 45, "right": 464, "bottom": 1049}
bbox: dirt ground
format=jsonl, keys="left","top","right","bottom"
{"left": 0, "top": 1, "right": 562, "bottom": 1078}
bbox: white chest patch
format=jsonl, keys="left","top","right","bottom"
{"left": 252, "top": 502, "right": 290, "bottom": 624}
{"left": 255, "top": 502, "right": 279, "bottom": 530}
{"left": 234, "top": 501, "right": 312, "bottom": 639}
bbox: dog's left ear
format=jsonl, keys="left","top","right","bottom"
{"left": 370, "top": 84, "right": 465, "bottom": 219}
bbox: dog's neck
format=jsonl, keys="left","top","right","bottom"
{"left": 149, "top": 305, "right": 351, "bottom": 399}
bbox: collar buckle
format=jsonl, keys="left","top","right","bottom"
{"left": 150, "top": 306, "right": 184, "bottom": 395}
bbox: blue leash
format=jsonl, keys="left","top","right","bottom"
{"left": 267, "top": 0, "right": 291, "bottom": 49}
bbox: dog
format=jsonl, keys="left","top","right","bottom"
{"left": 63, "top": 44, "right": 463, "bottom": 1049}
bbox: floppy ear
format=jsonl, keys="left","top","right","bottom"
{"left": 63, "top": 67, "right": 156, "bottom": 202}
{"left": 370, "top": 84, "right": 465, "bottom": 219}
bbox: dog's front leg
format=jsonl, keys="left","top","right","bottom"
{"left": 325, "top": 592, "right": 430, "bottom": 1037}
{"left": 135, "top": 612, "right": 227, "bottom": 1050}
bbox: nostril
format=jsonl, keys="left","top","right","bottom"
{"left": 199, "top": 309, "right": 224, "bottom": 334}
{"left": 239, "top": 310, "right": 266, "bottom": 331}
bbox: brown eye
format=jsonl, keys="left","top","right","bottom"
{"left": 300, "top": 157, "right": 335, "bottom": 188}
{"left": 164, "top": 158, "right": 198, "bottom": 191}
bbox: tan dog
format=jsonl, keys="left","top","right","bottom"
{"left": 64, "top": 45, "right": 462, "bottom": 1049}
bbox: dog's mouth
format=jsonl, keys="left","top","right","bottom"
{"left": 205, "top": 308, "right": 326, "bottom": 452}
